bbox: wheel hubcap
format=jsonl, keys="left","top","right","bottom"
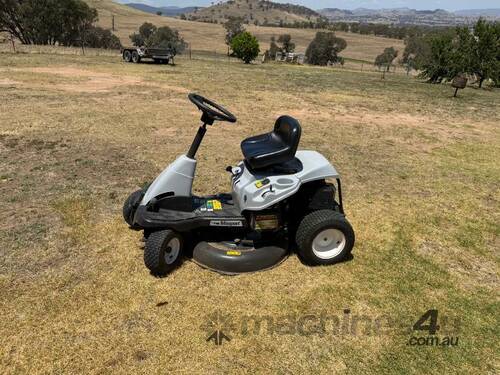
{"left": 164, "top": 237, "right": 180, "bottom": 264}
{"left": 312, "top": 229, "right": 346, "bottom": 259}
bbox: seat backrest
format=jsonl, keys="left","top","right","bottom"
{"left": 274, "top": 115, "right": 301, "bottom": 156}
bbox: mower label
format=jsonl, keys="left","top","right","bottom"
{"left": 226, "top": 250, "right": 241, "bottom": 256}
{"left": 255, "top": 178, "right": 270, "bottom": 188}
{"left": 209, "top": 220, "right": 243, "bottom": 227}
{"left": 204, "top": 200, "right": 222, "bottom": 211}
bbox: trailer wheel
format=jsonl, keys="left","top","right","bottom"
{"left": 123, "top": 50, "right": 132, "bottom": 62}
{"left": 131, "top": 51, "right": 141, "bottom": 63}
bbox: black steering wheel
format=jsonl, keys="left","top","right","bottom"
{"left": 188, "top": 93, "right": 237, "bottom": 124}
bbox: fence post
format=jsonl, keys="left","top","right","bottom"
{"left": 361, "top": 63, "right": 363, "bottom": 71}
{"left": 112, "top": 15, "right": 115, "bottom": 31}
{"left": 189, "top": 46, "right": 192, "bottom": 60}
{"left": 10, "top": 34, "right": 16, "bottom": 53}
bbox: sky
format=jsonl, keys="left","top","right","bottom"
{"left": 117, "top": 0, "right": 500, "bottom": 11}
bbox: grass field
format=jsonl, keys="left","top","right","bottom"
{"left": 85, "top": 0, "right": 405, "bottom": 62}
{"left": 0, "top": 51, "right": 499, "bottom": 374}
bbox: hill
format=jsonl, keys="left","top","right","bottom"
{"left": 185, "top": 0, "right": 321, "bottom": 26}
{"left": 319, "top": 7, "right": 500, "bottom": 25}
{"left": 85, "top": 0, "right": 404, "bottom": 62}
{"left": 124, "top": 3, "right": 201, "bottom": 17}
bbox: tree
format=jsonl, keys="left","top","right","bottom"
{"left": 224, "top": 16, "right": 245, "bottom": 47}
{"left": 374, "top": 47, "right": 398, "bottom": 72}
{"left": 457, "top": 19, "right": 500, "bottom": 88}
{"left": 0, "top": 0, "right": 97, "bottom": 46}
{"left": 277, "top": 34, "right": 295, "bottom": 53}
{"left": 402, "top": 34, "right": 432, "bottom": 73}
{"left": 130, "top": 22, "right": 157, "bottom": 47}
{"left": 305, "top": 32, "right": 347, "bottom": 66}
{"left": 146, "top": 26, "right": 187, "bottom": 54}
{"left": 156, "top": 11, "right": 162, "bottom": 16}
{"left": 231, "top": 31, "right": 260, "bottom": 64}
{"left": 269, "top": 36, "right": 279, "bottom": 59}
{"left": 85, "top": 26, "right": 122, "bottom": 50}
{"left": 130, "top": 23, "right": 186, "bottom": 55}
{"left": 419, "top": 32, "right": 455, "bottom": 83}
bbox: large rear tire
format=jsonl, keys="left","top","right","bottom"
{"left": 144, "top": 230, "right": 183, "bottom": 277}
{"left": 295, "top": 210, "right": 355, "bottom": 266}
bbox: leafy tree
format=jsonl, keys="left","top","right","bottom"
{"left": 130, "top": 23, "right": 186, "bottom": 55}
{"left": 277, "top": 34, "right": 295, "bottom": 53}
{"left": 130, "top": 22, "right": 157, "bottom": 47}
{"left": 0, "top": 0, "right": 97, "bottom": 45}
{"left": 85, "top": 26, "right": 122, "bottom": 50}
{"left": 419, "top": 32, "right": 455, "bottom": 83}
{"left": 231, "top": 31, "right": 260, "bottom": 64}
{"left": 269, "top": 36, "right": 279, "bottom": 59}
{"left": 374, "top": 47, "right": 398, "bottom": 72}
{"left": 402, "top": 34, "right": 432, "bottom": 73}
{"left": 224, "top": 16, "right": 245, "bottom": 47}
{"left": 456, "top": 19, "right": 500, "bottom": 87}
{"left": 146, "top": 26, "right": 187, "bottom": 54}
{"left": 305, "top": 32, "right": 346, "bottom": 66}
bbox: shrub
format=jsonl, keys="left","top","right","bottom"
{"left": 374, "top": 47, "right": 398, "bottom": 71}
{"left": 129, "top": 23, "right": 186, "bottom": 55}
{"left": 85, "top": 26, "right": 122, "bottom": 50}
{"left": 305, "top": 32, "right": 346, "bottom": 66}
{"left": 231, "top": 31, "right": 260, "bottom": 64}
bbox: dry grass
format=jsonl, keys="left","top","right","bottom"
{"left": 0, "top": 51, "right": 499, "bottom": 374}
{"left": 85, "top": 0, "right": 405, "bottom": 61}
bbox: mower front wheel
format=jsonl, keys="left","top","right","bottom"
{"left": 123, "top": 189, "right": 143, "bottom": 227}
{"left": 296, "top": 210, "right": 355, "bottom": 266}
{"left": 144, "top": 230, "right": 183, "bottom": 277}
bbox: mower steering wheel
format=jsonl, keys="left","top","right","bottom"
{"left": 188, "top": 93, "right": 237, "bottom": 124}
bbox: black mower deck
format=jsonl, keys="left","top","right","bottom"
{"left": 192, "top": 240, "right": 288, "bottom": 275}
{"left": 133, "top": 194, "right": 247, "bottom": 231}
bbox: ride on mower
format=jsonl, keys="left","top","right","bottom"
{"left": 123, "top": 94, "right": 355, "bottom": 276}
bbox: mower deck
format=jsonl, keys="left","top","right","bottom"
{"left": 133, "top": 194, "right": 247, "bottom": 231}
{"left": 192, "top": 240, "right": 288, "bottom": 275}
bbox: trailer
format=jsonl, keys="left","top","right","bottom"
{"left": 122, "top": 47, "right": 174, "bottom": 64}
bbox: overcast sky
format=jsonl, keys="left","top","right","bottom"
{"left": 117, "top": 0, "right": 500, "bottom": 11}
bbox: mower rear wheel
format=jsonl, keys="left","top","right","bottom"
{"left": 296, "top": 210, "right": 354, "bottom": 265}
{"left": 144, "top": 230, "right": 183, "bottom": 276}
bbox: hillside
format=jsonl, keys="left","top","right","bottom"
{"left": 85, "top": 0, "right": 404, "bottom": 62}
{"left": 319, "top": 7, "right": 500, "bottom": 25}
{"left": 185, "top": 0, "right": 321, "bottom": 26}
{"left": 124, "top": 3, "right": 201, "bottom": 17}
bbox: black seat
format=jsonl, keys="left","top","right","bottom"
{"left": 241, "top": 115, "right": 302, "bottom": 170}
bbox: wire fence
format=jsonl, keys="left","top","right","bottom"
{"left": 0, "top": 42, "right": 415, "bottom": 76}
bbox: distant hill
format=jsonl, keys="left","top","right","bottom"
{"left": 319, "top": 7, "right": 500, "bottom": 26}
{"left": 124, "top": 3, "right": 201, "bottom": 17}
{"left": 185, "top": 0, "right": 322, "bottom": 26}
{"left": 454, "top": 8, "right": 500, "bottom": 17}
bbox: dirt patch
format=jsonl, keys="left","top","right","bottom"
{"left": 8, "top": 66, "right": 142, "bottom": 92}
{"left": 0, "top": 78, "right": 19, "bottom": 86}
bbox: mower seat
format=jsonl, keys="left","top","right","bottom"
{"left": 241, "top": 115, "right": 302, "bottom": 170}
